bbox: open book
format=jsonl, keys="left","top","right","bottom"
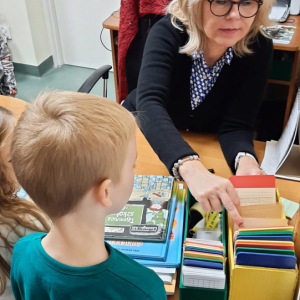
{"left": 261, "top": 88, "right": 300, "bottom": 181}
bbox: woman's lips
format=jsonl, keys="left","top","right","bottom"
{"left": 219, "top": 28, "right": 240, "bottom": 34}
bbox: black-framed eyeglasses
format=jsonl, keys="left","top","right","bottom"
{"left": 207, "top": 0, "right": 263, "bottom": 18}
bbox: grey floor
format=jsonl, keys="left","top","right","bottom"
{"left": 15, "top": 65, "right": 116, "bottom": 103}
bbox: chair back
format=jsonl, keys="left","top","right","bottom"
{"left": 126, "top": 14, "right": 164, "bottom": 94}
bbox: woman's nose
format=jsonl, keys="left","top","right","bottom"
{"left": 226, "top": 3, "right": 241, "bottom": 20}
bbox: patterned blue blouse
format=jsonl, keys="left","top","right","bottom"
{"left": 190, "top": 47, "right": 233, "bottom": 110}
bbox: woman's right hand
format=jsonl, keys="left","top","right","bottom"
{"left": 179, "top": 159, "right": 244, "bottom": 227}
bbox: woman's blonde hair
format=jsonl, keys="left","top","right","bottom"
{"left": 0, "top": 107, "right": 50, "bottom": 295}
{"left": 167, "top": 0, "right": 275, "bottom": 56}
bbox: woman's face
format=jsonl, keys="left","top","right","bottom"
{"left": 202, "top": 0, "right": 256, "bottom": 49}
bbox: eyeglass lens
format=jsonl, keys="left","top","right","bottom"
{"left": 210, "top": 0, "right": 260, "bottom": 18}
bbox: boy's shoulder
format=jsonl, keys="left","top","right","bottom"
{"left": 16, "top": 232, "right": 46, "bottom": 245}
{"left": 14, "top": 232, "right": 46, "bottom": 255}
{"left": 107, "top": 243, "right": 166, "bottom": 299}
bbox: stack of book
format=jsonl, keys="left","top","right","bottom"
{"left": 234, "top": 226, "right": 296, "bottom": 269}
{"left": 182, "top": 239, "right": 226, "bottom": 289}
{"left": 105, "top": 175, "right": 186, "bottom": 297}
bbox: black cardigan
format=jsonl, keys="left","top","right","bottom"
{"left": 123, "top": 15, "right": 273, "bottom": 174}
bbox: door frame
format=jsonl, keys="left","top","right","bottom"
{"left": 42, "top": 0, "right": 64, "bottom": 67}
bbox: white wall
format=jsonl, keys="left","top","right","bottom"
{"left": 0, "top": 0, "right": 51, "bottom": 66}
{"left": 25, "top": 0, "right": 52, "bottom": 65}
{"left": 0, "top": 0, "right": 118, "bottom": 68}
{"left": 53, "top": 0, "right": 119, "bottom": 69}
{"left": 0, "top": 0, "right": 36, "bottom": 65}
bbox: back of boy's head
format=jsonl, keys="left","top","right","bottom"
{"left": 11, "top": 91, "right": 136, "bottom": 219}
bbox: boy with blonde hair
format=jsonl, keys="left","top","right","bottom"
{"left": 10, "top": 91, "right": 166, "bottom": 300}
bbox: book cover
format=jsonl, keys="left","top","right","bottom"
{"left": 135, "top": 187, "right": 186, "bottom": 267}
{"left": 105, "top": 175, "right": 174, "bottom": 242}
{"left": 265, "top": 26, "right": 296, "bottom": 45}
{"left": 106, "top": 183, "right": 178, "bottom": 260}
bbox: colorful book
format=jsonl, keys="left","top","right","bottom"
{"left": 135, "top": 186, "right": 186, "bottom": 268}
{"left": 105, "top": 175, "right": 174, "bottom": 242}
{"left": 106, "top": 183, "right": 178, "bottom": 260}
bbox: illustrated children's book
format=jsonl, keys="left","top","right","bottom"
{"left": 105, "top": 175, "right": 175, "bottom": 242}
{"left": 106, "top": 183, "right": 178, "bottom": 260}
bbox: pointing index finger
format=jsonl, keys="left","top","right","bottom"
{"left": 220, "top": 190, "right": 243, "bottom": 226}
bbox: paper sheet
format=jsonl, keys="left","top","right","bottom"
{"left": 275, "top": 96, "right": 300, "bottom": 171}
{"left": 233, "top": 218, "right": 288, "bottom": 231}
{"left": 157, "top": 273, "right": 173, "bottom": 284}
{"left": 236, "top": 188, "right": 276, "bottom": 206}
{"left": 240, "top": 203, "right": 283, "bottom": 219}
{"left": 261, "top": 89, "right": 300, "bottom": 180}
{"left": 148, "top": 267, "right": 176, "bottom": 274}
{"left": 261, "top": 140, "right": 277, "bottom": 175}
{"left": 182, "top": 273, "right": 226, "bottom": 289}
{"left": 281, "top": 197, "right": 299, "bottom": 219}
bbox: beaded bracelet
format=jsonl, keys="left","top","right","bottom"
{"left": 172, "top": 155, "right": 200, "bottom": 181}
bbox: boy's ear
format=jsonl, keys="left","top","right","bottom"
{"left": 94, "top": 179, "right": 113, "bottom": 208}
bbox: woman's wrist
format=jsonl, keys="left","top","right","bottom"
{"left": 178, "top": 157, "right": 206, "bottom": 181}
{"left": 236, "top": 156, "right": 263, "bottom": 176}
{"left": 172, "top": 155, "right": 200, "bottom": 181}
{"left": 237, "top": 156, "right": 259, "bottom": 168}
{"left": 235, "top": 152, "right": 257, "bottom": 170}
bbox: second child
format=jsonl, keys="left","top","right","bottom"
{"left": 10, "top": 91, "right": 166, "bottom": 300}
{"left": 0, "top": 106, "right": 50, "bottom": 299}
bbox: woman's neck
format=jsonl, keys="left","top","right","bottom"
{"left": 203, "top": 42, "right": 228, "bottom": 68}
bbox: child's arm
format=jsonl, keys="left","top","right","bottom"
{"left": 0, "top": 31, "right": 17, "bottom": 96}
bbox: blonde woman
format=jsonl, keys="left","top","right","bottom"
{"left": 0, "top": 107, "right": 50, "bottom": 299}
{"left": 123, "top": 0, "right": 274, "bottom": 226}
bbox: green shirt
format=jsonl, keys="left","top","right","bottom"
{"left": 11, "top": 233, "right": 166, "bottom": 300}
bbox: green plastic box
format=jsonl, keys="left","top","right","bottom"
{"left": 179, "top": 190, "right": 228, "bottom": 300}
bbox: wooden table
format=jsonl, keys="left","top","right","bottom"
{"left": 134, "top": 129, "right": 300, "bottom": 300}
{"left": 135, "top": 129, "right": 300, "bottom": 210}
{"left": 103, "top": 13, "right": 300, "bottom": 127}
{"left": 0, "top": 95, "right": 27, "bottom": 118}
{"left": 1, "top": 96, "right": 299, "bottom": 299}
